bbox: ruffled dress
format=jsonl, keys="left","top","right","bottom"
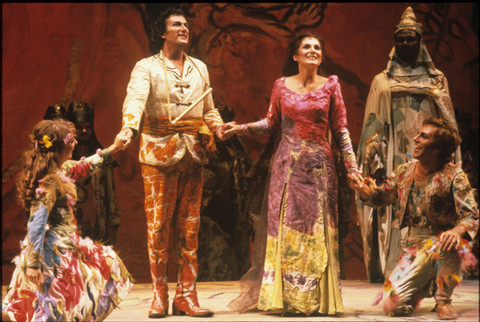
{"left": 2, "top": 149, "right": 132, "bottom": 322}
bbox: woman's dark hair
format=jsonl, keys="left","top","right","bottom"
{"left": 151, "top": 7, "right": 188, "bottom": 50}
{"left": 16, "top": 119, "right": 75, "bottom": 210}
{"left": 282, "top": 32, "right": 325, "bottom": 76}
{"left": 422, "top": 117, "right": 461, "bottom": 165}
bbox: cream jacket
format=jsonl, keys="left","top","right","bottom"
{"left": 122, "top": 52, "right": 224, "bottom": 167}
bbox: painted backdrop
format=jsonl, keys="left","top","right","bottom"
{"left": 3, "top": 3, "right": 478, "bottom": 283}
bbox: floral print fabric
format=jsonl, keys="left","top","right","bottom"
{"left": 366, "top": 160, "right": 478, "bottom": 314}
{"left": 376, "top": 235, "right": 476, "bottom": 315}
{"left": 256, "top": 76, "right": 357, "bottom": 315}
{"left": 2, "top": 150, "right": 132, "bottom": 322}
{"left": 363, "top": 160, "right": 479, "bottom": 239}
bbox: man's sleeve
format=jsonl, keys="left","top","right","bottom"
{"left": 453, "top": 171, "right": 479, "bottom": 240}
{"left": 201, "top": 64, "right": 224, "bottom": 133}
{"left": 362, "top": 165, "right": 402, "bottom": 208}
{"left": 122, "top": 59, "right": 150, "bottom": 139}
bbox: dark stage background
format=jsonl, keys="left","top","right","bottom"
{"left": 3, "top": 3, "right": 478, "bottom": 284}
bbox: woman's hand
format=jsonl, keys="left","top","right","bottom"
{"left": 222, "top": 122, "right": 244, "bottom": 138}
{"left": 26, "top": 267, "right": 43, "bottom": 285}
{"left": 108, "top": 132, "right": 131, "bottom": 154}
{"left": 439, "top": 226, "right": 466, "bottom": 252}
{"left": 347, "top": 173, "right": 374, "bottom": 200}
{"left": 347, "top": 172, "right": 365, "bottom": 191}
{"left": 215, "top": 126, "right": 230, "bottom": 141}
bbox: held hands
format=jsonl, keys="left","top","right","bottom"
{"left": 438, "top": 226, "right": 467, "bottom": 252}
{"left": 347, "top": 172, "right": 364, "bottom": 190}
{"left": 26, "top": 267, "right": 43, "bottom": 285}
{"left": 215, "top": 126, "right": 229, "bottom": 141}
{"left": 216, "top": 122, "right": 244, "bottom": 141}
{"left": 120, "top": 128, "right": 134, "bottom": 139}
{"left": 347, "top": 172, "right": 375, "bottom": 200}
{"left": 108, "top": 131, "right": 131, "bottom": 154}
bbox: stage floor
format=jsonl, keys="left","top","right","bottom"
{"left": 2, "top": 280, "right": 478, "bottom": 321}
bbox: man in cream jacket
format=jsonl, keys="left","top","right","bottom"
{"left": 121, "top": 7, "right": 230, "bottom": 319}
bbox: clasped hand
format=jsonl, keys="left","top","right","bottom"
{"left": 109, "top": 130, "right": 131, "bottom": 154}
{"left": 347, "top": 172, "right": 365, "bottom": 190}
{"left": 216, "top": 122, "right": 243, "bottom": 140}
{"left": 347, "top": 172, "right": 376, "bottom": 200}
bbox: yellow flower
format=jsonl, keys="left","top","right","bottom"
{"left": 43, "top": 135, "right": 52, "bottom": 148}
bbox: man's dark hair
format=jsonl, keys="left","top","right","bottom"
{"left": 423, "top": 117, "right": 461, "bottom": 165}
{"left": 151, "top": 7, "right": 187, "bottom": 50}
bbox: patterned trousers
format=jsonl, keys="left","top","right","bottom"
{"left": 141, "top": 153, "right": 204, "bottom": 267}
{"left": 383, "top": 227, "right": 463, "bottom": 315}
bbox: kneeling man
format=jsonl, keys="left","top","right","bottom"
{"left": 348, "top": 117, "right": 478, "bottom": 320}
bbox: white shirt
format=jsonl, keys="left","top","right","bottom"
{"left": 122, "top": 52, "right": 223, "bottom": 166}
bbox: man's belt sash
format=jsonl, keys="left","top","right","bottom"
{"left": 144, "top": 116, "right": 217, "bottom": 153}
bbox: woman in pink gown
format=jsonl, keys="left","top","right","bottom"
{"left": 224, "top": 32, "right": 358, "bottom": 316}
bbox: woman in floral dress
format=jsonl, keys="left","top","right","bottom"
{"left": 3, "top": 119, "right": 133, "bottom": 321}
{"left": 224, "top": 32, "right": 359, "bottom": 316}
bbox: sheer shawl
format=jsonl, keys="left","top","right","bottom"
{"left": 227, "top": 131, "right": 280, "bottom": 312}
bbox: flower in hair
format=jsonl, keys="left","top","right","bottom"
{"left": 43, "top": 135, "right": 53, "bottom": 148}
{"left": 63, "top": 133, "right": 73, "bottom": 145}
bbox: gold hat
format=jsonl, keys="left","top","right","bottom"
{"left": 395, "top": 6, "right": 423, "bottom": 36}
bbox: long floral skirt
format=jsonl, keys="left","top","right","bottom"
{"left": 257, "top": 185, "right": 344, "bottom": 316}
{"left": 2, "top": 232, "right": 132, "bottom": 322}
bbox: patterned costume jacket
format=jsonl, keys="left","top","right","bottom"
{"left": 122, "top": 51, "right": 224, "bottom": 167}
{"left": 363, "top": 160, "right": 478, "bottom": 240}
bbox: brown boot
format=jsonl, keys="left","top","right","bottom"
{"left": 436, "top": 303, "right": 456, "bottom": 320}
{"left": 172, "top": 263, "right": 213, "bottom": 317}
{"left": 148, "top": 263, "right": 169, "bottom": 318}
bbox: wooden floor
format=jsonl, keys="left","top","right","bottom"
{"left": 7, "top": 280, "right": 474, "bottom": 321}
{"left": 108, "top": 280, "right": 480, "bottom": 321}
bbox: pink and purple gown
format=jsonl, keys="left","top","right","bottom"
{"left": 229, "top": 75, "right": 357, "bottom": 315}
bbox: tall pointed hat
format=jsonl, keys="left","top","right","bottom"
{"left": 395, "top": 6, "right": 423, "bottom": 36}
